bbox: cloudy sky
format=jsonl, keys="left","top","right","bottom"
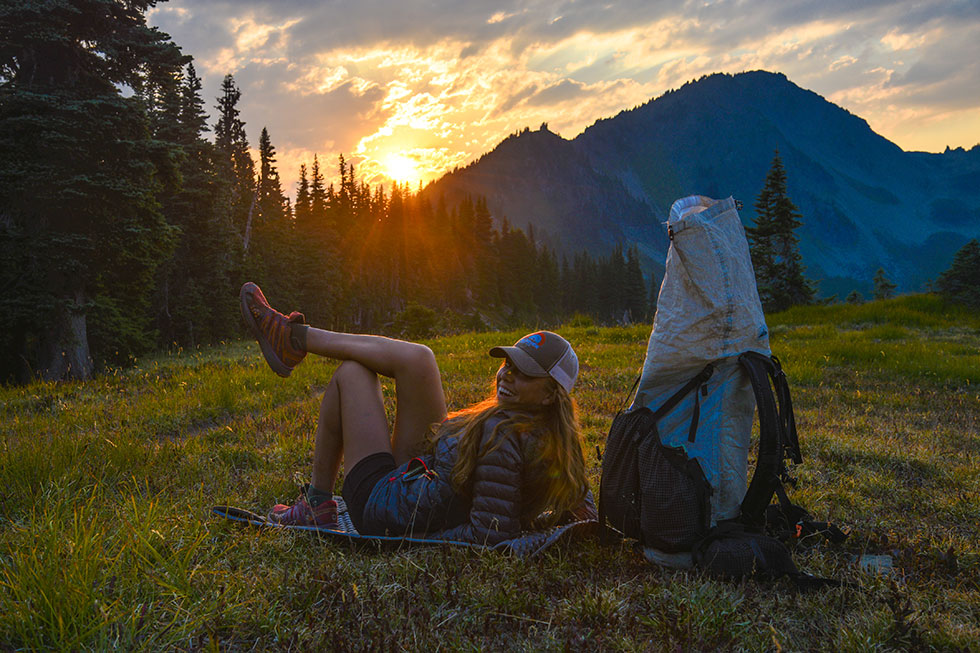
{"left": 148, "top": 0, "right": 980, "bottom": 194}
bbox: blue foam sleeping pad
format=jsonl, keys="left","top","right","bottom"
{"left": 211, "top": 496, "right": 597, "bottom": 558}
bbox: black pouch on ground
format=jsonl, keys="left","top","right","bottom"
{"left": 693, "top": 520, "right": 798, "bottom": 579}
{"left": 693, "top": 520, "right": 844, "bottom": 591}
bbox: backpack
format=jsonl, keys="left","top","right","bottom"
{"left": 598, "top": 195, "right": 846, "bottom": 576}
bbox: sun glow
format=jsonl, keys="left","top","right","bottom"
{"left": 382, "top": 153, "right": 420, "bottom": 184}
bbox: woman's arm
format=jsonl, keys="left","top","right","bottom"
{"left": 431, "top": 427, "right": 524, "bottom": 545}
{"left": 567, "top": 489, "right": 598, "bottom": 521}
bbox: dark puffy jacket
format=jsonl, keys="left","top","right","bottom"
{"left": 361, "top": 411, "right": 593, "bottom": 545}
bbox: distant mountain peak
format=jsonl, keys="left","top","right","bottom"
{"left": 425, "top": 71, "right": 980, "bottom": 296}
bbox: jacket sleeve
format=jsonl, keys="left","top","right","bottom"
{"left": 431, "top": 425, "right": 524, "bottom": 546}
{"left": 566, "top": 489, "right": 598, "bottom": 522}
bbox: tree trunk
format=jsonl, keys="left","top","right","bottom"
{"left": 40, "top": 289, "right": 93, "bottom": 381}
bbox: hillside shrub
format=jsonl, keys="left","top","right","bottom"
{"left": 566, "top": 313, "right": 595, "bottom": 328}
{"left": 393, "top": 302, "right": 440, "bottom": 339}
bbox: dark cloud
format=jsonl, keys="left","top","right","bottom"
{"left": 155, "top": 0, "right": 980, "bottom": 73}
{"left": 885, "top": 25, "right": 980, "bottom": 110}
{"left": 888, "top": 0, "right": 980, "bottom": 30}
{"left": 494, "top": 83, "right": 540, "bottom": 115}
{"left": 196, "top": 57, "right": 386, "bottom": 155}
{"left": 525, "top": 79, "right": 588, "bottom": 107}
{"left": 154, "top": 0, "right": 980, "bottom": 109}
{"left": 150, "top": 5, "right": 236, "bottom": 62}
{"left": 156, "top": 0, "right": 678, "bottom": 61}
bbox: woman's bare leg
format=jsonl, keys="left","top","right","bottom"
{"left": 309, "top": 360, "right": 391, "bottom": 492}
{"left": 304, "top": 329, "right": 447, "bottom": 468}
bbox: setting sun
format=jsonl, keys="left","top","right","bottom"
{"left": 382, "top": 153, "right": 419, "bottom": 184}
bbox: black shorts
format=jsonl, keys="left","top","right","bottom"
{"left": 341, "top": 451, "right": 397, "bottom": 533}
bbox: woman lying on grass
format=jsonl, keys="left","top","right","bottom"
{"left": 240, "top": 282, "right": 596, "bottom": 544}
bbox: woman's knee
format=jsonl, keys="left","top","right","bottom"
{"left": 400, "top": 343, "right": 439, "bottom": 376}
{"left": 334, "top": 359, "right": 379, "bottom": 386}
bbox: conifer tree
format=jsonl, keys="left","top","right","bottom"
{"left": 935, "top": 239, "right": 980, "bottom": 308}
{"left": 0, "top": 0, "right": 185, "bottom": 380}
{"left": 872, "top": 268, "right": 897, "bottom": 300}
{"left": 294, "top": 164, "right": 312, "bottom": 231}
{"left": 472, "top": 197, "right": 498, "bottom": 305}
{"left": 624, "top": 246, "right": 647, "bottom": 323}
{"left": 257, "top": 127, "right": 287, "bottom": 225}
{"left": 337, "top": 153, "right": 352, "bottom": 218}
{"left": 408, "top": 194, "right": 446, "bottom": 309}
{"left": 451, "top": 196, "right": 481, "bottom": 305}
{"left": 746, "top": 191, "right": 776, "bottom": 306}
{"left": 292, "top": 155, "right": 340, "bottom": 327}
{"left": 310, "top": 155, "right": 328, "bottom": 222}
{"left": 599, "top": 244, "right": 627, "bottom": 323}
{"left": 569, "top": 252, "right": 600, "bottom": 318}
{"left": 647, "top": 271, "right": 660, "bottom": 320}
{"left": 252, "top": 126, "right": 295, "bottom": 303}
{"left": 180, "top": 64, "right": 208, "bottom": 140}
{"left": 214, "top": 74, "right": 256, "bottom": 252}
{"left": 559, "top": 255, "right": 573, "bottom": 317}
{"left": 433, "top": 196, "right": 467, "bottom": 309}
{"left": 748, "top": 151, "right": 815, "bottom": 312}
{"left": 534, "top": 245, "right": 561, "bottom": 320}
{"left": 386, "top": 183, "right": 408, "bottom": 299}
{"left": 153, "top": 63, "right": 238, "bottom": 348}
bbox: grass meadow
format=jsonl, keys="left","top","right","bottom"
{"left": 1, "top": 295, "right": 978, "bottom": 651}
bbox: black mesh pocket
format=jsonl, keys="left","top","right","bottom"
{"left": 637, "top": 435, "right": 712, "bottom": 552}
{"left": 600, "top": 409, "right": 654, "bottom": 540}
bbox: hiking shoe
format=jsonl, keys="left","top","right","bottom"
{"left": 268, "top": 492, "right": 339, "bottom": 529}
{"left": 240, "top": 282, "right": 307, "bottom": 377}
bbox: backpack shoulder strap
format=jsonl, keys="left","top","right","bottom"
{"left": 738, "top": 353, "right": 848, "bottom": 545}
{"left": 738, "top": 352, "right": 787, "bottom": 527}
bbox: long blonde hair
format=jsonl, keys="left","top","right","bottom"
{"left": 436, "top": 382, "right": 588, "bottom": 528}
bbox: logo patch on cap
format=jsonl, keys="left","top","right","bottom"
{"left": 518, "top": 332, "right": 544, "bottom": 349}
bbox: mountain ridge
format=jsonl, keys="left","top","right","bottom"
{"left": 422, "top": 70, "right": 980, "bottom": 296}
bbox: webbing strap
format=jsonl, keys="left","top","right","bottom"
{"left": 619, "top": 373, "right": 641, "bottom": 414}
{"left": 772, "top": 484, "right": 849, "bottom": 545}
{"left": 651, "top": 364, "right": 714, "bottom": 424}
{"left": 598, "top": 481, "right": 609, "bottom": 544}
{"left": 687, "top": 383, "right": 710, "bottom": 443}
{"left": 771, "top": 355, "right": 802, "bottom": 463}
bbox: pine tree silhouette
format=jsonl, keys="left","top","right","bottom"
{"left": 747, "top": 151, "right": 815, "bottom": 312}
{"left": 936, "top": 240, "right": 980, "bottom": 308}
{"left": 872, "top": 268, "right": 897, "bottom": 300}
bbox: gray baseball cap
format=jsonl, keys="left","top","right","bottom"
{"left": 489, "top": 331, "right": 578, "bottom": 393}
